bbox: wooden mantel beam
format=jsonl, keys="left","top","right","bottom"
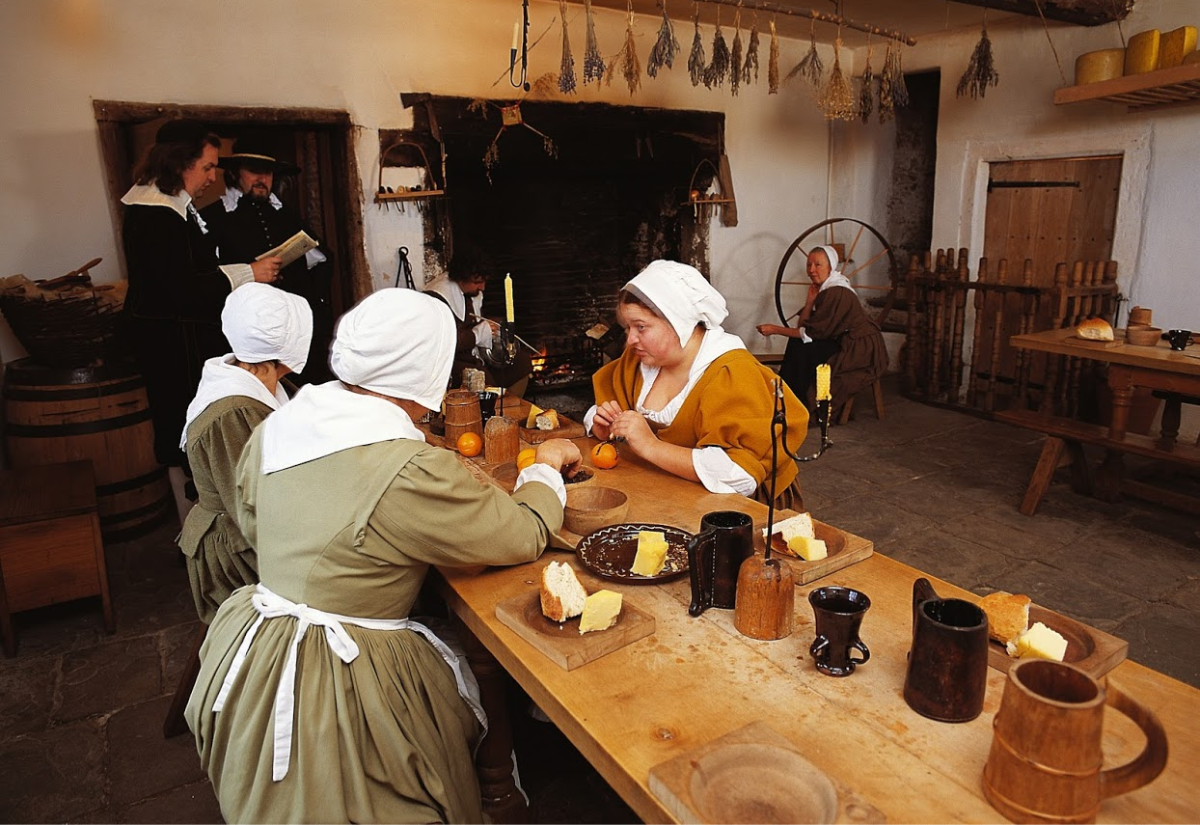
{"left": 950, "top": 0, "right": 1136, "bottom": 27}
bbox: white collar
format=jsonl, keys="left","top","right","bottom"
{"left": 121, "top": 183, "right": 191, "bottom": 220}
{"left": 636, "top": 327, "right": 746, "bottom": 422}
{"left": 259, "top": 381, "right": 426, "bottom": 474}
{"left": 181, "top": 356, "right": 289, "bottom": 449}
{"left": 220, "top": 187, "right": 284, "bottom": 213}
{"left": 819, "top": 273, "right": 855, "bottom": 294}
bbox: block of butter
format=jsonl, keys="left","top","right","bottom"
{"left": 1006, "top": 621, "right": 1068, "bottom": 661}
{"left": 579, "top": 590, "right": 622, "bottom": 634}
{"left": 1159, "top": 26, "right": 1197, "bottom": 69}
{"left": 631, "top": 530, "right": 668, "bottom": 576}
{"left": 1124, "top": 29, "right": 1161, "bottom": 75}
{"left": 1074, "top": 48, "right": 1125, "bottom": 84}
{"left": 786, "top": 535, "right": 828, "bottom": 561}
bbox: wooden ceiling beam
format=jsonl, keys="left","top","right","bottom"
{"left": 948, "top": 0, "right": 1136, "bottom": 27}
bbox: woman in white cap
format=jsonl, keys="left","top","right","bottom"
{"left": 177, "top": 283, "right": 313, "bottom": 624}
{"left": 588, "top": 260, "right": 809, "bottom": 508}
{"left": 185, "top": 288, "right": 580, "bottom": 824}
{"left": 756, "top": 245, "right": 886, "bottom": 410}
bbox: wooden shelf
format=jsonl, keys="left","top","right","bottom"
{"left": 1054, "top": 62, "right": 1200, "bottom": 112}
{"left": 374, "top": 189, "right": 445, "bottom": 203}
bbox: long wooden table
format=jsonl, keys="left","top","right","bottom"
{"left": 1004, "top": 328, "right": 1200, "bottom": 513}
{"left": 433, "top": 427, "right": 1200, "bottom": 823}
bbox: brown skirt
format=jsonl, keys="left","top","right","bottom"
{"left": 755, "top": 475, "right": 804, "bottom": 513}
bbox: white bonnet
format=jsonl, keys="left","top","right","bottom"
{"left": 814, "top": 245, "right": 841, "bottom": 273}
{"left": 622, "top": 260, "right": 728, "bottom": 347}
{"left": 221, "top": 283, "right": 313, "bottom": 374}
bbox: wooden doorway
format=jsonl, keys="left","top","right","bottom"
{"left": 92, "top": 101, "right": 369, "bottom": 332}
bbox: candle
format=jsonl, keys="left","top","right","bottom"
{"left": 504, "top": 273, "right": 515, "bottom": 323}
{"left": 511, "top": 22, "right": 519, "bottom": 52}
{"left": 816, "top": 364, "right": 831, "bottom": 401}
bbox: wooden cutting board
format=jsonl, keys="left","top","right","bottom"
{"left": 495, "top": 580, "right": 655, "bottom": 671}
{"left": 768, "top": 518, "right": 875, "bottom": 585}
{"left": 518, "top": 415, "right": 587, "bottom": 444}
{"left": 649, "top": 721, "right": 886, "bottom": 824}
{"left": 984, "top": 596, "right": 1128, "bottom": 679}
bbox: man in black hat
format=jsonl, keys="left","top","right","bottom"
{"left": 201, "top": 139, "right": 333, "bottom": 383}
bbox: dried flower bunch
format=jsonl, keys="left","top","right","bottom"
{"left": 768, "top": 18, "right": 780, "bottom": 94}
{"left": 647, "top": 0, "right": 681, "bottom": 78}
{"left": 583, "top": 0, "right": 605, "bottom": 84}
{"left": 688, "top": 8, "right": 707, "bottom": 86}
{"left": 558, "top": 0, "right": 577, "bottom": 94}
{"left": 818, "top": 36, "right": 855, "bottom": 120}
{"left": 704, "top": 9, "right": 731, "bottom": 88}
{"left": 742, "top": 18, "right": 760, "bottom": 85}
{"left": 957, "top": 18, "right": 999, "bottom": 99}
{"left": 730, "top": 12, "right": 743, "bottom": 96}
{"left": 788, "top": 18, "right": 824, "bottom": 90}
{"left": 605, "top": 3, "right": 643, "bottom": 95}
{"left": 858, "top": 43, "right": 875, "bottom": 124}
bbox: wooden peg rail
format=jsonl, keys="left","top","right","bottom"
{"left": 692, "top": 0, "right": 918, "bottom": 46}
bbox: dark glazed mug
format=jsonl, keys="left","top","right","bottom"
{"left": 903, "top": 578, "right": 990, "bottom": 722}
{"left": 477, "top": 391, "right": 499, "bottom": 421}
{"left": 1164, "top": 329, "right": 1194, "bottom": 351}
{"left": 688, "top": 511, "right": 754, "bottom": 615}
{"left": 808, "top": 586, "right": 871, "bottom": 676}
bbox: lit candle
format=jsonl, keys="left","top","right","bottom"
{"left": 511, "top": 22, "right": 519, "bottom": 52}
{"left": 816, "top": 364, "right": 831, "bottom": 401}
{"left": 504, "top": 273, "right": 515, "bottom": 323}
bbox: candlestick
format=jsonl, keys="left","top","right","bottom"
{"left": 511, "top": 22, "right": 519, "bottom": 51}
{"left": 816, "top": 364, "right": 831, "bottom": 401}
{"left": 504, "top": 273, "right": 515, "bottom": 323}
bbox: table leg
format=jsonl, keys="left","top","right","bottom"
{"left": 1158, "top": 394, "right": 1182, "bottom": 449}
{"left": 455, "top": 615, "right": 529, "bottom": 824}
{"left": 1020, "top": 436, "right": 1066, "bottom": 516}
{"left": 1107, "top": 366, "right": 1135, "bottom": 441}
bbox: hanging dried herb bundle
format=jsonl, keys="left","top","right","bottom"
{"left": 730, "top": 13, "right": 743, "bottom": 96}
{"left": 688, "top": 9, "right": 706, "bottom": 87}
{"left": 704, "top": 9, "right": 730, "bottom": 89}
{"left": 583, "top": 0, "right": 605, "bottom": 84}
{"left": 877, "top": 41, "right": 895, "bottom": 123}
{"left": 647, "top": 0, "right": 681, "bottom": 78}
{"left": 557, "top": 0, "right": 577, "bottom": 94}
{"left": 818, "top": 36, "right": 855, "bottom": 120}
{"left": 889, "top": 45, "right": 909, "bottom": 108}
{"left": 957, "top": 18, "right": 999, "bottom": 99}
{"left": 787, "top": 18, "right": 824, "bottom": 90}
{"left": 605, "top": 5, "right": 642, "bottom": 95}
{"left": 858, "top": 44, "right": 874, "bottom": 124}
{"left": 529, "top": 72, "right": 561, "bottom": 99}
{"left": 768, "top": 18, "right": 780, "bottom": 94}
{"left": 742, "top": 18, "right": 760, "bottom": 85}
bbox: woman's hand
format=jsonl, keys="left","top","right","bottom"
{"left": 757, "top": 323, "right": 786, "bottom": 337}
{"left": 608, "top": 410, "right": 655, "bottom": 456}
{"left": 250, "top": 256, "right": 283, "bottom": 284}
{"left": 590, "top": 400, "right": 624, "bottom": 442}
{"left": 806, "top": 283, "right": 821, "bottom": 305}
{"left": 534, "top": 439, "right": 583, "bottom": 479}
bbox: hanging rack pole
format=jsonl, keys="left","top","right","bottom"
{"left": 692, "top": 0, "right": 917, "bottom": 46}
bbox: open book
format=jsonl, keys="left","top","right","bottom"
{"left": 256, "top": 230, "right": 318, "bottom": 268}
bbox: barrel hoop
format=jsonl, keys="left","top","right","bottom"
{"left": 95, "top": 466, "right": 169, "bottom": 496}
{"left": 3, "top": 357, "right": 140, "bottom": 386}
{"left": 99, "top": 497, "right": 172, "bottom": 526}
{"left": 4, "top": 408, "right": 153, "bottom": 437}
{"left": 2, "top": 376, "right": 145, "bottom": 401}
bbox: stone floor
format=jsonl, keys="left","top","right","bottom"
{"left": 1, "top": 374, "right": 1196, "bottom": 823}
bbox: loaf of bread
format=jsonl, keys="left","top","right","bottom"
{"left": 1075, "top": 317, "right": 1114, "bottom": 341}
{"left": 631, "top": 530, "right": 668, "bottom": 576}
{"left": 979, "top": 592, "right": 1031, "bottom": 644}
{"left": 535, "top": 410, "right": 559, "bottom": 431}
{"left": 579, "top": 590, "right": 622, "bottom": 634}
{"left": 540, "top": 561, "right": 587, "bottom": 622}
{"left": 1007, "top": 621, "right": 1068, "bottom": 661}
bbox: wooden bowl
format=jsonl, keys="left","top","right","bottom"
{"left": 564, "top": 486, "right": 629, "bottom": 535}
{"left": 1125, "top": 325, "right": 1162, "bottom": 346}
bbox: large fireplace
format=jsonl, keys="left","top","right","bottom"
{"left": 397, "top": 96, "right": 726, "bottom": 416}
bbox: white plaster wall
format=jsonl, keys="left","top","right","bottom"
{"left": 0, "top": 0, "right": 836, "bottom": 366}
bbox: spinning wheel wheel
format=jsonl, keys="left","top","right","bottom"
{"left": 774, "top": 218, "right": 899, "bottom": 326}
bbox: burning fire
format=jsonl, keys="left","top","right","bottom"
{"left": 531, "top": 349, "right": 547, "bottom": 373}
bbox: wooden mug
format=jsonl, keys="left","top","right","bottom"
{"left": 983, "top": 659, "right": 1168, "bottom": 824}
{"left": 443, "top": 389, "right": 483, "bottom": 446}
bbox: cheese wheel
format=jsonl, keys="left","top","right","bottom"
{"left": 1124, "top": 29, "right": 1161, "bottom": 75}
{"left": 1158, "top": 26, "right": 1198, "bottom": 69}
{"left": 1074, "top": 48, "right": 1125, "bottom": 84}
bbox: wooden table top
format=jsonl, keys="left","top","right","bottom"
{"left": 1011, "top": 327, "right": 1200, "bottom": 375}
{"left": 437, "top": 427, "right": 1200, "bottom": 824}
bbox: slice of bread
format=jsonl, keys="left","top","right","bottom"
{"left": 540, "top": 561, "right": 587, "bottom": 622}
{"left": 979, "top": 591, "right": 1031, "bottom": 644}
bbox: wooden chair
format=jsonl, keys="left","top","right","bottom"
{"left": 837, "top": 377, "right": 887, "bottom": 425}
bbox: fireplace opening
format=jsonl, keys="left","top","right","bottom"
{"left": 396, "top": 96, "right": 727, "bottom": 418}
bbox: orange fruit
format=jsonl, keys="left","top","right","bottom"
{"left": 456, "top": 432, "right": 482, "bottom": 457}
{"left": 591, "top": 442, "right": 620, "bottom": 469}
{"left": 516, "top": 448, "right": 537, "bottom": 471}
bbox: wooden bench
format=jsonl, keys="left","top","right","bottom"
{"left": 0, "top": 460, "right": 113, "bottom": 655}
{"left": 994, "top": 409, "right": 1200, "bottom": 516}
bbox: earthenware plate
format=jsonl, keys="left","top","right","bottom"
{"left": 575, "top": 523, "right": 692, "bottom": 584}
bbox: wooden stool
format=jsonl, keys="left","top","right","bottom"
{"left": 0, "top": 460, "right": 114, "bottom": 656}
{"left": 837, "top": 377, "right": 887, "bottom": 425}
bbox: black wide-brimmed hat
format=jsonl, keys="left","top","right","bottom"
{"left": 218, "top": 138, "right": 300, "bottom": 176}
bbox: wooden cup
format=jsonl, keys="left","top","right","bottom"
{"left": 443, "top": 389, "right": 483, "bottom": 446}
{"left": 983, "top": 659, "right": 1168, "bottom": 824}
{"left": 733, "top": 556, "right": 795, "bottom": 640}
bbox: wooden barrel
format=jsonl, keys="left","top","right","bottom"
{"left": 443, "top": 389, "right": 482, "bottom": 447}
{"left": 3, "top": 358, "right": 171, "bottom": 540}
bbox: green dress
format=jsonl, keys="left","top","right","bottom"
{"left": 185, "top": 431, "right": 562, "bottom": 824}
{"left": 179, "top": 395, "right": 268, "bottom": 624}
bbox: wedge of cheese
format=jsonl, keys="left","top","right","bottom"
{"left": 1124, "top": 29, "right": 1161, "bottom": 75}
{"left": 786, "top": 535, "right": 828, "bottom": 561}
{"left": 1006, "top": 621, "right": 1068, "bottom": 662}
{"left": 526, "top": 404, "right": 544, "bottom": 429}
{"left": 1158, "top": 26, "right": 1197, "bottom": 69}
{"left": 631, "top": 530, "right": 669, "bottom": 576}
{"left": 579, "top": 590, "right": 622, "bottom": 634}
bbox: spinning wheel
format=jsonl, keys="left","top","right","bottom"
{"left": 774, "top": 218, "right": 899, "bottom": 326}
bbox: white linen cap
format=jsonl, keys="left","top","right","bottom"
{"left": 221, "top": 283, "right": 313, "bottom": 374}
{"left": 814, "top": 244, "right": 841, "bottom": 273}
{"left": 329, "top": 288, "right": 455, "bottom": 410}
{"left": 622, "top": 260, "right": 728, "bottom": 347}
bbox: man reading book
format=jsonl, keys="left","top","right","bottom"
{"left": 202, "top": 138, "right": 333, "bottom": 383}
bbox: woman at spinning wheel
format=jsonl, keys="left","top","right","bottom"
{"left": 587, "top": 260, "right": 809, "bottom": 508}
{"left": 756, "top": 245, "right": 886, "bottom": 412}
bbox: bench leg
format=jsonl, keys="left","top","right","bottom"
{"left": 1020, "top": 436, "right": 1067, "bottom": 516}
{"left": 837, "top": 396, "right": 854, "bottom": 425}
{"left": 1095, "top": 449, "right": 1125, "bottom": 503}
{"left": 1065, "top": 441, "right": 1093, "bottom": 496}
{"left": 163, "top": 623, "right": 206, "bottom": 738}
{"left": 872, "top": 379, "right": 886, "bottom": 421}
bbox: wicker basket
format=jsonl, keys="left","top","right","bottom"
{"left": 0, "top": 274, "right": 127, "bottom": 367}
